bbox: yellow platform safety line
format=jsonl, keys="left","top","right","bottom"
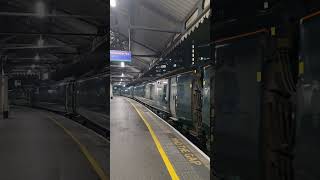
{"left": 257, "top": 71, "right": 262, "bottom": 82}
{"left": 127, "top": 99, "right": 180, "bottom": 180}
{"left": 48, "top": 116, "right": 109, "bottom": 180}
{"left": 299, "top": 61, "right": 304, "bottom": 75}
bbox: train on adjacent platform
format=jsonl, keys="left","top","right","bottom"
{"left": 31, "top": 73, "right": 109, "bottom": 136}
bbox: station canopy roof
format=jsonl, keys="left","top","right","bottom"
{"left": 0, "top": 0, "right": 107, "bottom": 79}
{"left": 110, "top": 0, "right": 210, "bottom": 85}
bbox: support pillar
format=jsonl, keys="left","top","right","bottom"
{"left": 110, "top": 83, "right": 113, "bottom": 99}
{"left": 0, "top": 76, "right": 8, "bottom": 119}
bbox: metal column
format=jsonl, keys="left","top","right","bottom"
{"left": 0, "top": 76, "right": 9, "bottom": 118}
{"left": 110, "top": 83, "right": 113, "bottom": 99}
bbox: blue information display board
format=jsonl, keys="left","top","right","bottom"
{"left": 110, "top": 50, "right": 132, "bottom": 62}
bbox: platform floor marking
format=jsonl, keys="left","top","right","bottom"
{"left": 48, "top": 116, "right": 109, "bottom": 180}
{"left": 127, "top": 99, "right": 180, "bottom": 180}
{"left": 170, "top": 136, "right": 202, "bottom": 166}
{"left": 135, "top": 98, "right": 210, "bottom": 162}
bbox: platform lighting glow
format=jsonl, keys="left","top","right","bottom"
{"left": 31, "top": 64, "right": 36, "bottom": 69}
{"left": 36, "top": 1, "right": 45, "bottom": 18}
{"left": 38, "top": 36, "right": 44, "bottom": 47}
{"left": 110, "top": 0, "right": 116, "bottom": 7}
{"left": 120, "top": 62, "right": 125, "bottom": 67}
{"left": 120, "top": 78, "right": 123, "bottom": 82}
{"left": 35, "top": 54, "right": 40, "bottom": 61}
{"left": 121, "top": 73, "right": 124, "bottom": 77}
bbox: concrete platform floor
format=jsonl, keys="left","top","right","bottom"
{"left": 110, "top": 96, "right": 210, "bottom": 180}
{"left": 0, "top": 106, "right": 109, "bottom": 180}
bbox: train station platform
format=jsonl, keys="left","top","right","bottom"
{"left": 110, "top": 96, "right": 210, "bottom": 180}
{"left": 0, "top": 106, "right": 109, "bottom": 180}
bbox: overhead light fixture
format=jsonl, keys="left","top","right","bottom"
{"left": 120, "top": 78, "right": 123, "bottom": 82}
{"left": 35, "top": 54, "right": 40, "bottom": 61}
{"left": 121, "top": 73, "right": 124, "bottom": 77}
{"left": 121, "top": 62, "right": 125, "bottom": 68}
{"left": 110, "top": 0, "right": 117, "bottom": 7}
{"left": 37, "top": 36, "right": 44, "bottom": 47}
{"left": 36, "top": 1, "right": 45, "bottom": 18}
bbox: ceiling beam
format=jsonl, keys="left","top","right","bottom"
{"left": 130, "top": 25, "right": 181, "bottom": 34}
{"left": 5, "top": 52, "right": 79, "bottom": 55}
{"left": 0, "top": 31, "right": 106, "bottom": 37}
{"left": 110, "top": 64, "right": 141, "bottom": 69}
{"left": 7, "top": 62, "right": 60, "bottom": 65}
{"left": 2, "top": 45, "right": 78, "bottom": 50}
{"left": 7, "top": 57, "right": 57, "bottom": 60}
{"left": 111, "top": 71, "right": 141, "bottom": 74}
{"left": 111, "top": 29, "right": 158, "bottom": 53}
{"left": 141, "top": 1, "right": 181, "bottom": 23}
{"left": 57, "top": 9, "right": 104, "bottom": 28}
{"left": 111, "top": 75, "right": 134, "bottom": 78}
{"left": 132, "top": 54, "right": 159, "bottom": 57}
{"left": 0, "top": 12, "right": 105, "bottom": 20}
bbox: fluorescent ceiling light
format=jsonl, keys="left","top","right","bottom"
{"left": 121, "top": 73, "right": 124, "bottom": 77}
{"left": 36, "top": 1, "right": 45, "bottom": 18}
{"left": 121, "top": 62, "right": 125, "bottom": 67}
{"left": 110, "top": 0, "right": 116, "bottom": 7}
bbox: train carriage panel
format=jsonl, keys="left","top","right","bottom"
{"left": 214, "top": 36, "right": 263, "bottom": 180}
{"left": 133, "top": 84, "right": 145, "bottom": 97}
{"left": 295, "top": 16, "right": 320, "bottom": 180}
{"left": 202, "top": 66, "right": 214, "bottom": 150}
{"left": 145, "top": 83, "right": 152, "bottom": 99}
{"left": 66, "top": 82, "right": 76, "bottom": 113}
{"left": 153, "top": 79, "right": 169, "bottom": 111}
{"left": 170, "top": 76, "right": 178, "bottom": 117}
{"left": 176, "top": 72, "right": 193, "bottom": 128}
{"left": 134, "top": 79, "right": 170, "bottom": 113}
{"left": 33, "top": 82, "right": 67, "bottom": 113}
{"left": 76, "top": 75, "right": 108, "bottom": 130}
{"left": 122, "top": 86, "right": 134, "bottom": 98}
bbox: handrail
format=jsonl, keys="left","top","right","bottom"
{"left": 300, "top": 10, "right": 320, "bottom": 24}
{"left": 214, "top": 28, "right": 269, "bottom": 44}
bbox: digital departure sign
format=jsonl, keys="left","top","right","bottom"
{"left": 110, "top": 50, "right": 132, "bottom": 62}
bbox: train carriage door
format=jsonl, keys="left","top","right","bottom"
{"left": 210, "top": 76, "right": 214, "bottom": 123}
{"left": 191, "top": 70, "right": 203, "bottom": 137}
{"left": 65, "top": 82, "right": 73, "bottom": 113}
{"left": 145, "top": 84, "right": 151, "bottom": 99}
{"left": 170, "top": 77, "right": 177, "bottom": 117}
{"left": 65, "top": 83, "right": 69, "bottom": 112}
{"left": 72, "top": 81, "right": 76, "bottom": 113}
{"left": 150, "top": 83, "right": 155, "bottom": 100}
{"left": 163, "top": 83, "right": 167, "bottom": 104}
